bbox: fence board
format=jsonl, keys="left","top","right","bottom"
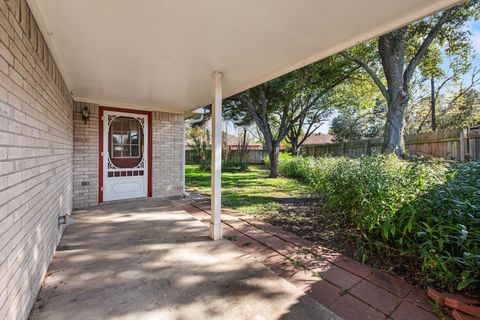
{"left": 469, "top": 130, "right": 480, "bottom": 161}
{"left": 185, "top": 149, "right": 266, "bottom": 164}
{"left": 185, "top": 128, "right": 480, "bottom": 164}
{"left": 301, "top": 127, "right": 480, "bottom": 162}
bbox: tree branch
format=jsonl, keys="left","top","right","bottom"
{"left": 444, "top": 67, "right": 480, "bottom": 111}
{"left": 403, "top": 8, "right": 455, "bottom": 84}
{"left": 435, "top": 75, "right": 454, "bottom": 105}
{"left": 339, "top": 51, "right": 390, "bottom": 103}
{"left": 239, "top": 92, "right": 269, "bottom": 140}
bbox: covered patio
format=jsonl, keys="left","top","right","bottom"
{"left": 29, "top": 198, "right": 337, "bottom": 320}
{"left": 26, "top": 0, "right": 463, "bottom": 240}
{"left": 26, "top": 0, "right": 465, "bottom": 240}
{"left": 0, "top": 0, "right": 465, "bottom": 319}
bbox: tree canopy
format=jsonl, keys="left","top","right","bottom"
{"left": 339, "top": 0, "right": 480, "bottom": 155}
{"left": 223, "top": 55, "right": 357, "bottom": 177}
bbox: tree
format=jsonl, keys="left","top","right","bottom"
{"left": 403, "top": 67, "right": 480, "bottom": 133}
{"left": 330, "top": 100, "right": 386, "bottom": 142}
{"left": 339, "top": 1, "right": 480, "bottom": 156}
{"left": 418, "top": 47, "right": 477, "bottom": 132}
{"left": 438, "top": 88, "right": 480, "bottom": 128}
{"left": 235, "top": 128, "right": 250, "bottom": 164}
{"left": 285, "top": 93, "right": 332, "bottom": 156}
{"left": 224, "top": 81, "right": 293, "bottom": 178}
{"left": 186, "top": 125, "right": 210, "bottom": 168}
{"left": 224, "top": 56, "right": 356, "bottom": 177}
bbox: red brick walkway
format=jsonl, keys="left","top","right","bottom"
{"left": 173, "top": 198, "right": 439, "bottom": 320}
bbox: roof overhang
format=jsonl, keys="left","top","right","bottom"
{"left": 28, "top": 0, "right": 463, "bottom": 113}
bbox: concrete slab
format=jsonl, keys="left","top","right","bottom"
{"left": 29, "top": 199, "right": 340, "bottom": 320}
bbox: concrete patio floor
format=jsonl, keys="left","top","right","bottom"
{"left": 29, "top": 198, "right": 339, "bottom": 320}
{"left": 174, "top": 197, "right": 440, "bottom": 320}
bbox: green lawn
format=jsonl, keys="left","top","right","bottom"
{"left": 185, "top": 165, "right": 313, "bottom": 215}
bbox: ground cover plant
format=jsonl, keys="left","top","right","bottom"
{"left": 276, "top": 153, "right": 480, "bottom": 294}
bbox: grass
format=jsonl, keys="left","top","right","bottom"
{"left": 185, "top": 164, "right": 312, "bottom": 215}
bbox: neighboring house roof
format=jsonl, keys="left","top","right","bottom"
{"left": 186, "top": 131, "right": 265, "bottom": 150}
{"left": 303, "top": 133, "right": 334, "bottom": 145}
{"left": 223, "top": 132, "right": 242, "bottom": 146}
{"left": 185, "top": 143, "right": 264, "bottom": 151}
{"left": 185, "top": 132, "right": 242, "bottom": 147}
{"left": 229, "top": 144, "right": 263, "bottom": 151}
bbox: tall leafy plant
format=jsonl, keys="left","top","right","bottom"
{"left": 277, "top": 153, "right": 479, "bottom": 292}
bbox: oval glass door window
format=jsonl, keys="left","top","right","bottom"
{"left": 109, "top": 117, "right": 144, "bottom": 168}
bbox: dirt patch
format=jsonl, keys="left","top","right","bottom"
{"left": 259, "top": 197, "right": 358, "bottom": 258}
{"left": 259, "top": 196, "right": 423, "bottom": 287}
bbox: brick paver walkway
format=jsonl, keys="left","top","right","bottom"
{"left": 173, "top": 197, "right": 439, "bottom": 320}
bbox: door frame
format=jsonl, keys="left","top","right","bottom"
{"left": 99, "top": 106, "right": 152, "bottom": 203}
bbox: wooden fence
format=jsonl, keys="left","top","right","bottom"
{"left": 301, "top": 127, "right": 480, "bottom": 162}
{"left": 185, "top": 149, "right": 266, "bottom": 164}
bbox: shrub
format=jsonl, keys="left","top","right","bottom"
{"left": 222, "top": 160, "right": 249, "bottom": 172}
{"left": 189, "top": 127, "right": 210, "bottom": 168}
{"left": 406, "top": 162, "right": 480, "bottom": 291}
{"left": 277, "top": 153, "right": 480, "bottom": 292}
{"left": 199, "top": 159, "right": 249, "bottom": 172}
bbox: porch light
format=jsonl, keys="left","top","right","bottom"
{"left": 81, "top": 106, "right": 90, "bottom": 124}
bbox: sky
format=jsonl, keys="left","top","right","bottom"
{"left": 472, "top": 21, "right": 480, "bottom": 55}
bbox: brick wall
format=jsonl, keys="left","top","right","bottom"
{"left": 73, "top": 101, "right": 99, "bottom": 209}
{"left": 0, "top": 1, "right": 73, "bottom": 319}
{"left": 0, "top": 1, "right": 184, "bottom": 318}
{"left": 152, "top": 111, "right": 184, "bottom": 197}
{"left": 71, "top": 108, "right": 185, "bottom": 207}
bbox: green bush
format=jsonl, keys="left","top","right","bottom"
{"left": 407, "top": 162, "right": 480, "bottom": 291}
{"left": 277, "top": 153, "right": 480, "bottom": 292}
{"left": 222, "top": 160, "right": 249, "bottom": 172}
{"left": 199, "top": 160, "right": 249, "bottom": 172}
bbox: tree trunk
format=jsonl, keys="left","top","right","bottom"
{"left": 290, "top": 137, "right": 300, "bottom": 156}
{"left": 430, "top": 77, "right": 437, "bottom": 131}
{"left": 378, "top": 29, "right": 409, "bottom": 157}
{"left": 382, "top": 98, "right": 408, "bottom": 156}
{"left": 268, "top": 145, "right": 280, "bottom": 178}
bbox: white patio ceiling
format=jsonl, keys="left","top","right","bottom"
{"left": 28, "top": 0, "right": 462, "bottom": 113}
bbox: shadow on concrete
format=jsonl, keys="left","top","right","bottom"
{"left": 29, "top": 198, "right": 338, "bottom": 320}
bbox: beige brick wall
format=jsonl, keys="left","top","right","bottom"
{"left": 0, "top": 1, "right": 184, "bottom": 318}
{"left": 71, "top": 108, "right": 184, "bottom": 207}
{"left": 152, "top": 111, "right": 184, "bottom": 198}
{"left": 0, "top": 1, "right": 73, "bottom": 320}
{"left": 73, "top": 101, "right": 99, "bottom": 209}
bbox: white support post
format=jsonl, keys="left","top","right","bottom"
{"left": 210, "top": 71, "right": 223, "bottom": 240}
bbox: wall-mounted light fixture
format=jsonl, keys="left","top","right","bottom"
{"left": 81, "top": 106, "right": 90, "bottom": 124}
